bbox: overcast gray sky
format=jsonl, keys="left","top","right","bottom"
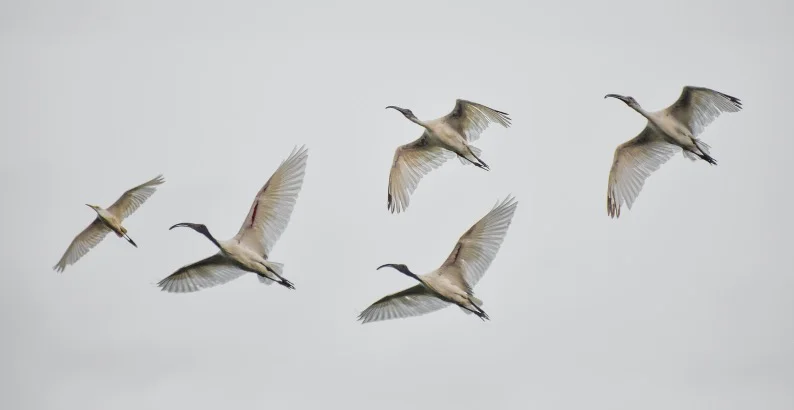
{"left": 1, "top": 0, "right": 792, "bottom": 409}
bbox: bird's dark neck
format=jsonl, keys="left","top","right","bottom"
{"left": 630, "top": 104, "right": 651, "bottom": 120}
{"left": 396, "top": 266, "right": 420, "bottom": 282}
{"left": 408, "top": 116, "right": 427, "bottom": 128}
{"left": 197, "top": 227, "right": 222, "bottom": 249}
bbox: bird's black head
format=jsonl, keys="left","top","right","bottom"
{"left": 377, "top": 263, "right": 417, "bottom": 279}
{"left": 604, "top": 93, "right": 638, "bottom": 107}
{"left": 169, "top": 222, "right": 206, "bottom": 232}
{"left": 169, "top": 222, "right": 221, "bottom": 248}
{"left": 385, "top": 105, "right": 416, "bottom": 120}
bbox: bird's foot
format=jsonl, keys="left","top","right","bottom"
{"left": 279, "top": 278, "right": 296, "bottom": 290}
{"left": 700, "top": 153, "right": 718, "bottom": 165}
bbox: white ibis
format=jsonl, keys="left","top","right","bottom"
{"left": 385, "top": 99, "right": 511, "bottom": 213}
{"left": 157, "top": 146, "right": 308, "bottom": 293}
{"left": 359, "top": 195, "right": 518, "bottom": 323}
{"left": 604, "top": 86, "right": 742, "bottom": 218}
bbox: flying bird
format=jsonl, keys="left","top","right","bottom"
{"left": 604, "top": 86, "right": 742, "bottom": 218}
{"left": 385, "top": 99, "right": 511, "bottom": 213}
{"left": 53, "top": 174, "right": 165, "bottom": 272}
{"left": 157, "top": 146, "right": 308, "bottom": 293}
{"left": 358, "top": 195, "right": 517, "bottom": 324}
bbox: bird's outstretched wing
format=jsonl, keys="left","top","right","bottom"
{"left": 234, "top": 146, "right": 308, "bottom": 257}
{"left": 440, "top": 195, "right": 518, "bottom": 288}
{"left": 442, "top": 99, "right": 511, "bottom": 142}
{"left": 157, "top": 253, "right": 248, "bottom": 293}
{"left": 53, "top": 218, "right": 111, "bottom": 272}
{"left": 607, "top": 127, "right": 680, "bottom": 218}
{"left": 387, "top": 133, "right": 453, "bottom": 213}
{"left": 358, "top": 284, "right": 450, "bottom": 324}
{"left": 107, "top": 174, "right": 165, "bottom": 220}
{"left": 662, "top": 86, "right": 742, "bottom": 137}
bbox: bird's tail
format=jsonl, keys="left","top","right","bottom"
{"left": 458, "top": 146, "right": 489, "bottom": 170}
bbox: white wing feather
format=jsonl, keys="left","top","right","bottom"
{"left": 440, "top": 196, "right": 518, "bottom": 288}
{"left": 442, "top": 99, "right": 511, "bottom": 142}
{"left": 607, "top": 127, "right": 680, "bottom": 218}
{"left": 53, "top": 218, "right": 111, "bottom": 272}
{"left": 387, "top": 133, "right": 453, "bottom": 213}
{"left": 358, "top": 284, "right": 450, "bottom": 324}
{"left": 157, "top": 253, "right": 248, "bottom": 293}
{"left": 662, "top": 86, "right": 742, "bottom": 137}
{"left": 107, "top": 174, "right": 165, "bottom": 220}
{"left": 234, "top": 146, "right": 308, "bottom": 257}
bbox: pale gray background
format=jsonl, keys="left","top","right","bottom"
{"left": 1, "top": 1, "right": 792, "bottom": 409}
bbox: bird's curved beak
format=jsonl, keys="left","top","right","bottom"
{"left": 169, "top": 222, "right": 191, "bottom": 230}
{"left": 385, "top": 106, "right": 401, "bottom": 113}
{"left": 604, "top": 93, "right": 625, "bottom": 102}
{"left": 376, "top": 263, "right": 396, "bottom": 271}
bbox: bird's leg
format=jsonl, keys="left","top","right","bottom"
{"left": 259, "top": 272, "right": 295, "bottom": 290}
{"left": 468, "top": 298, "right": 490, "bottom": 321}
{"left": 466, "top": 147, "right": 490, "bottom": 171}
{"left": 460, "top": 301, "right": 489, "bottom": 321}
{"left": 123, "top": 233, "right": 138, "bottom": 248}
{"left": 277, "top": 277, "right": 296, "bottom": 290}
{"left": 699, "top": 153, "right": 718, "bottom": 165}
{"left": 458, "top": 149, "right": 490, "bottom": 171}
{"left": 689, "top": 138, "right": 718, "bottom": 165}
{"left": 256, "top": 265, "right": 295, "bottom": 290}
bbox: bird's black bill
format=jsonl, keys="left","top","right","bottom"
{"left": 169, "top": 222, "right": 192, "bottom": 230}
{"left": 376, "top": 263, "right": 397, "bottom": 270}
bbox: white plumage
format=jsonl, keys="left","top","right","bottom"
{"left": 359, "top": 196, "right": 518, "bottom": 323}
{"left": 53, "top": 174, "right": 165, "bottom": 272}
{"left": 158, "top": 146, "right": 308, "bottom": 293}
{"left": 604, "top": 86, "right": 742, "bottom": 218}
{"left": 385, "top": 99, "right": 511, "bottom": 213}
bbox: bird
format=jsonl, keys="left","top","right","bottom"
{"left": 604, "top": 86, "right": 742, "bottom": 218}
{"left": 53, "top": 174, "right": 165, "bottom": 272}
{"left": 385, "top": 99, "right": 511, "bottom": 213}
{"left": 157, "top": 146, "right": 308, "bottom": 293}
{"left": 358, "top": 195, "right": 518, "bottom": 324}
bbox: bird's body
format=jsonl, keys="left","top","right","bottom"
{"left": 604, "top": 86, "right": 742, "bottom": 218}
{"left": 385, "top": 99, "right": 511, "bottom": 213}
{"left": 414, "top": 266, "right": 482, "bottom": 312}
{"left": 53, "top": 174, "right": 165, "bottom": 272}
{"left": 422, "top": 120, "right": 478, "bottom": 163}
{"left": 92, "top": 207, "right": 123, "bottom": 234}
{"left": 358, "top": 196, "right": 517, "bottom": 324}
{"left": 157, "top": 146, "right": 308, "bottom": 293}
{"left": 216, "top": 238, "right": 284, "bottom": 283}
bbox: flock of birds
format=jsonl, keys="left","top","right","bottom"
{"left": 53, "top": 86, "right": 742, "bottom": 324}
